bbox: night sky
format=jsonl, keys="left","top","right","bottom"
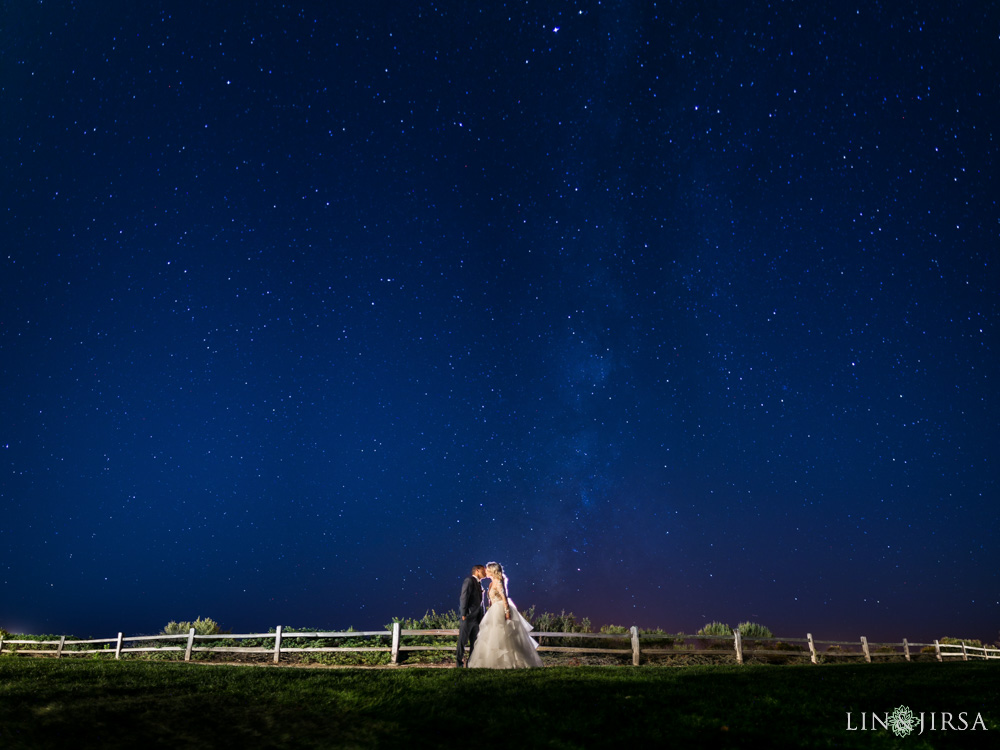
{"left": 3, "top": 1, "right": 997, "bottom": 644}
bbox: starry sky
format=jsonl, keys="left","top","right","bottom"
{"left": 2, "top": 1, "right": 997, "bottom": 643}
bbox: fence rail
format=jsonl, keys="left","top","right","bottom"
{"left": 1, "top": 628, "right": 996, "bottom": 666}
{"left": 939, "top": 642, "right": 1000, "bottom": 661}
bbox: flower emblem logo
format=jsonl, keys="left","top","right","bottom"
{"left": 888, "top": 705, "right": 918, "bottom": 738}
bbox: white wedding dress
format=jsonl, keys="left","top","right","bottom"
{"left": 467, "top": 581, "right": 543, "bottom": 669}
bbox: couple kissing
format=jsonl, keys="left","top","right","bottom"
{"left": 456, "top": 561, "right": 543, "bottom": 669}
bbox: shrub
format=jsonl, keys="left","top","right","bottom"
{"left": 736, "top": 622, "right": 773, "bottom": 639}
{"left": 389, "top": 609, "right": 460, "bottom": 630}
{"left": 697, "top": 622, "right": 732, "bottom": 637}
{"left": 940, "top": 636, "right": 983, "bottom": 649}
{"left": 389, "top": 608, "right": 597, "bottom": 636}
{"left": 523, "top": 608, "right": 592, "bottom": 634}
{"left": 600, "top": 624, "right": 630, "bottom": 635}
{"left": 163, "top": 617, "right": 221, "bottom": 636}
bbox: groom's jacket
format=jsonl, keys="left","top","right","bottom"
{"left": 459, "top": 576, "right": 485, "bottom": 621}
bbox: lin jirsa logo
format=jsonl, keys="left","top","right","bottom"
{"left": 847, "top": 705, "right": 987, "bottom": 736}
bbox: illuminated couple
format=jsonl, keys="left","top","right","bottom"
{"left": 456, "top": 561, "right": 543, "bottom": 668}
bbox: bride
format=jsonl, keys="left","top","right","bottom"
{"left": 467, "top": 561, "right": 543, "bottom": 669}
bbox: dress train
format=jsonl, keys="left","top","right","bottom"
{"left": 468, "top": 601, "right": 543, "bottom": 669}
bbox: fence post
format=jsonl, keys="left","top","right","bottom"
{"left": 57, "top": 636, "right": 66, "bottom": 659}
{"left": 273, "top": 625, "right": 283, "bottom": 664}
{"left": 861, "top": 636, "right": 871, "bottom": 663}
{"left": 961, "top": 642, "right": 968, "bottom": 662}
{"left": 807, "top": 633, "right": 818, "bottom": 664}
{"left": 934, "top": 640, "right": 942, "bottom": 662}
{"left": 734, "top": 629, "right": 744, "bottom": 665}
{"left": 185, "top": 628, "right": 195, "bottom": 662}
{"left": 903, "top": 638, "right": 910, "bottom": 662}
{"left": 630, "top": 626, "right": 640, "bottom": 666}
{"left": 115, "top": 632, "right": 123, "bottom": 660}
{"left": 0, "top": 635, "right": 4, "bottom": 654}
{"left": 390, "top": 622, "right": 400, "bottom": 665}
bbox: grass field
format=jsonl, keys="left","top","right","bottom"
{"left": 0, "top": 658, "right": 997, "bottom": 749}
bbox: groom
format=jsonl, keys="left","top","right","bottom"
{"left": 456, "top": 564, "right": 487, "bottom": 667}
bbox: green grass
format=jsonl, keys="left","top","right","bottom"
{"left": 0, "top": 659, "right": 997, "bottom": 749}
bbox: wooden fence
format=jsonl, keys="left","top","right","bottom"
{"left": 2, "top": 627, "right": 997, "bottom": 665}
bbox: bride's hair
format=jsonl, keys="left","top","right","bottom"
{"left": 486, "top": 561, "right": 508, "bottom": 596}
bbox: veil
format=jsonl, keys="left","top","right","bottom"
{"left": 501, "top": 574, "right": 516, "bottom": 609}
{"left": 486, "top": 563, "right": 515, "bottom": 608}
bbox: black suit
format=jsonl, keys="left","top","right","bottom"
{"left": 456, "top": 575, "right": 485, "bottom": 667}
